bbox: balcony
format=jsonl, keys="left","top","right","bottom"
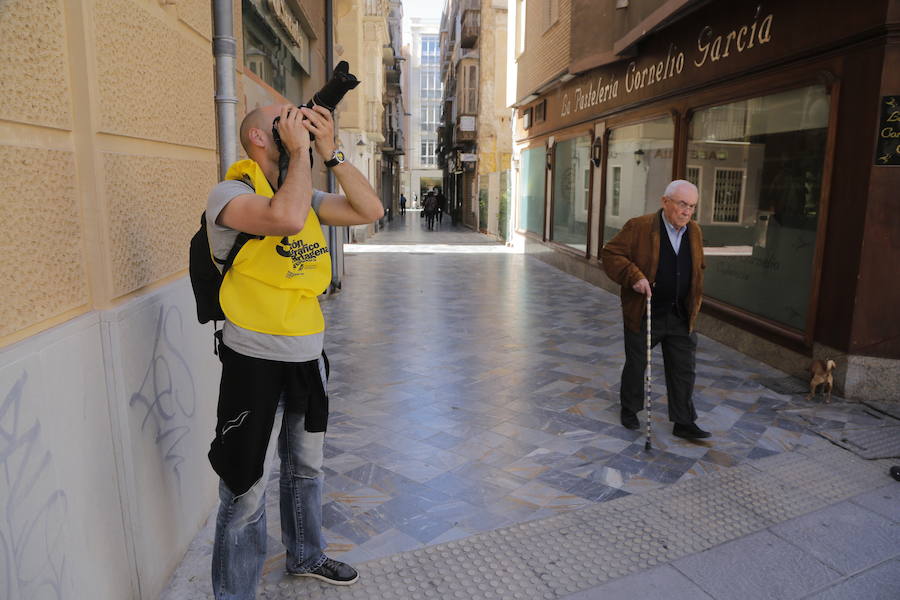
{"left": 381, "top": 127, "right": 404, "bottom": 155}
{"left": 385, "top": 67, "right": 401, "bottom": 97}
{"left": 460, "top": 9, "right": 480, "bottom": 48}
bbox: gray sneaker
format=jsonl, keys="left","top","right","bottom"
{"left": 289, "top": 557, "right": 359, "bottom": 586}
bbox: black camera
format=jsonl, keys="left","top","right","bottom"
{"left": 272, "top": 60, "right": 361, "bottom": 186}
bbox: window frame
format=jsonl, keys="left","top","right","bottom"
{"left": 548, "top": 129, "right": 595, "bottom": 257}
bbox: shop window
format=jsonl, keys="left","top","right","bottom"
{"left": 552, "top": 135, "right": 592, "bottom": 252}
{"left": 603, "top": 116, "right": 675, "bottom": 242}
{"left": 518, "top": 146, "right": 546, "bottom": 235}
{"left": 688, "top": 85, "right": 831, "bottom": 331}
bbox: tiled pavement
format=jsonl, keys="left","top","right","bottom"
{"left": 162, "top": 213, "right": 899, "bottom": 598}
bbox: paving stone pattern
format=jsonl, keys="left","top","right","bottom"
{"left": 162, "top": 215, "right": 899, "bottom": 599}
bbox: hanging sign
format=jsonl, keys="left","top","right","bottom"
{"left": 876, "top": 96, "right": 900, "bottom": 166}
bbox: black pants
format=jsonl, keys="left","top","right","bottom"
{"left": 621, "top": 310, "right": 698, "bottom": 424}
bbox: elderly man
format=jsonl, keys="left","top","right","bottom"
{"left": 601, "top": 180, "right": 710, "bottom": 440}
{"left": 205, "top": 103, "right": 382, "bottom": 599}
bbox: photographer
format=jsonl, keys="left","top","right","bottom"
{"left": 205, "top": 102, "right": 381, "bottom": 599}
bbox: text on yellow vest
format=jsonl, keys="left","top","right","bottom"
{"left": 218, "top": 159, "right": 332, "bottom": 335}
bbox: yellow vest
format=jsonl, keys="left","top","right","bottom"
{"left": 219, "top": 159, "right": 332, "bottom": 336}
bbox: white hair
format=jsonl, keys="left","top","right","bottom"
{"left": 664, "top": 180, "right": 698, "bottom": 198}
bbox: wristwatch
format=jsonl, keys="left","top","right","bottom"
{"left": 324, "top": 149, "right": 346, "bottom": 168}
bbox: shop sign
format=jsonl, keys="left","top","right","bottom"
{"left": 460, "top": 153, "right": 477, "bottom": 162}
{"left": 876, "top": 96, "right": 900, "bottom": 166}
{"left": 560, "top": 5, "right": 775, "bottom": 119}
{"left": 267, "top": 0, "right": 304, "bottom": 48}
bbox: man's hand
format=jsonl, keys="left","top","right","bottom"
{"left": 277, "top": 104, "right": 310, "bottom": 157}
{"left": 300, "top": 104, "right": 337, "bottom": 161}
{"left": 632, "top": 278, "right": 652, "bottom": 297}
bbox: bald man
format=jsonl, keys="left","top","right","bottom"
{"left": 601, "top": 180, "right": 710, "bottom": 440}
{"left": 205, "top": 104, "right": 381, "bottom": 599}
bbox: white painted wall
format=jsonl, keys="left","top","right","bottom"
{"left": 0, "top": 278, "right": 221, "bottom": 600}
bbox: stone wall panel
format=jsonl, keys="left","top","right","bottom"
{"left": 105, "top": 153, "right": 216, "bottom": 296}
{"left": 0, "top": 146, "right": 87, "bottom": 337}
{"left": 0, "top": 0, "right": 72, "bottom": 129}
{"left": 94, "top": 0, "right": 215, "bottom": 148}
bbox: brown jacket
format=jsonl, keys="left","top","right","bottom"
{"left": 601, "top": 210, "right": 705, "bottom": 333}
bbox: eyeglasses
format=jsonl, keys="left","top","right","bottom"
{"left": 666, "top": 198, "right": 697, "bottom": 212}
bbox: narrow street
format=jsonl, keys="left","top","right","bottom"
{"left": 163, "top": 214, "right": 898, "bottom": 599}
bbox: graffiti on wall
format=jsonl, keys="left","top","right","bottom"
{"left": 129, "top": 305, "right": 197, "bottom": 496}
{"left": 0, "top": 372, "right": 69, "bottom": 600}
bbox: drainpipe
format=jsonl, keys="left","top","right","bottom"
{"left": 326, "top": 0, "right": 345, "bottom": 292}
{"left": 213, "top": 0, "right": 238, "bottom": 179}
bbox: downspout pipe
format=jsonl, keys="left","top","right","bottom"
{"left": 326, "top": 0, "right": 345, "bottom": 292}
{"left": 213, "top": 0, "right": 238, "bottom": 180}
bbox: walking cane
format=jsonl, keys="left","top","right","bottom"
{"left": 645, "top": 293, "right": 653, "bottom": 452}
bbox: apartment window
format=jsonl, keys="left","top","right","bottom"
{"left": 421, "top": 67, "right": 442, "bottom": 99}
{"left": 420, "top": 138, "right": 436, "bottom": 166}
{"left": 516, "top": 0, "right": 526, "bottom": 56}
{"left": 534, "top": 100, "right": 546, "bottom": 124}
{"left": 712, "top": 168, "right": 744, "bottom": 223}
{"left": 688, "top": 85, "right": 831, "bottom": 330}
{"left": 552, "top": 135, "right": 592, "bottom": 252}
{"left": 461, "top": 64, "right": 478, "bottom": 115}
{"left": 523, "top": 108, "right": 532, "bottom": 130}
{"left": 421, "top": 35, "right": 439, "bottom": 65}
{"left": 518, "top": 146, "right": 546, "bottom": 235}
{"left": 603, "top": 116, "right": 675, "bottom": 242}
{"left": 543, "top": 0, "right": 559, "bottom": 32}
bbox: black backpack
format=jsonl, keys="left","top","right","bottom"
{"left": 188, "top": 211, "right": 257, "bottom": 324}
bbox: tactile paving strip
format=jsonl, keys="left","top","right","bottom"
{"left": 818, "top": 425, "right": 900, "bottom": 459}
{"left": 257, "top": 446, "right": 886, "bottom": 600}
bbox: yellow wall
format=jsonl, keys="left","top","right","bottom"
{"left": 0, "top": 0, "right": 218, "bottom": 346}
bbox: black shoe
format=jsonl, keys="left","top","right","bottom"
{"left": 673, "top": 422, "right": 711, "bottom": 440}
{"left": 620, "top": 407, "right": 640, "bottom": 430}
{"left": 289, "top": 557, "right": 359, "bottom": 586}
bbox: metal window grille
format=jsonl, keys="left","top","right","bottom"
{"left": 713, "top": 168, "right": 743, "bottom": 223}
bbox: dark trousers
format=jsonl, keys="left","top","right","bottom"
{"left": 621, "top": 310, "right": 698, "bottom": 424}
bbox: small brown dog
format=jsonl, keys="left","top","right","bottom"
{"left": 807, "top": 359, "right": 836, "bottom": 402}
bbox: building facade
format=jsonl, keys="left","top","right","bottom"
{"left": 438, "top": 0, "right": 512, "bottom": 237}
{"left": 0, "top": 1, "right": 360, "bottom": 598}
{"left": 333, "top": 0, "right": 403, "bottom": 240}
{"left": 402, "top": 16, "right": 444, "bottom": 206}
{"left": 508, "top": 0, "right": 900, "bottom": 400}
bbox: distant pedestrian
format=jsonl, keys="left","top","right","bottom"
{"left": 400, "top": 193, "right": 407, "bottom": 215}
{"left": 436, "top": 189, "right": 447, "bottom": 225}
{"left": 423, "top": 192, "right": 438, "bottom": 230}
{"left": 601, "top": 180, "right": 710, "bottom": 441}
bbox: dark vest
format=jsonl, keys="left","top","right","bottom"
{"left": 653, "top": 212, "right": 692, "bottom": 318}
